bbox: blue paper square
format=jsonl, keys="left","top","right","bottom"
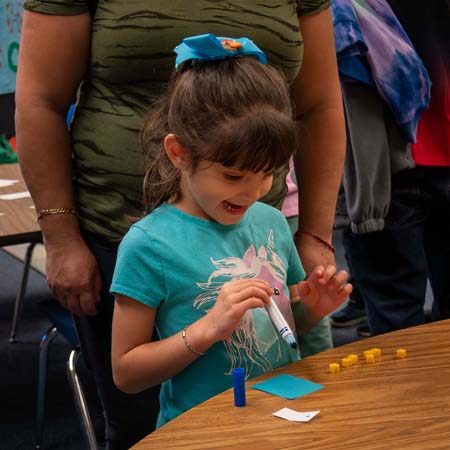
{"left": 251, "top": 374, "right": 324, "bottom": 399}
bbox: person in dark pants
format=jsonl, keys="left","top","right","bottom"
{"left": 345, "top": 0, "right": 450, "bottom": 336}
{"left": 345, "top": 168, "right": 450, "bottom": 335}
{"left": 330, "top": 227, "right": 367, "bottom": 331}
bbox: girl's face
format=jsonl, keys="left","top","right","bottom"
{"left": 176, "top": 160, "right": 274, "bottom": 225}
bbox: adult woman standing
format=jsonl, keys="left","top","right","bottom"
{"left": 15, "top": 1, "right": 345, "bottom": 448}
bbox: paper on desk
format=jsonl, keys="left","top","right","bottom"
{"left": 0, "top": 191, "right": 31, "bottom": 200}
{"left": 273, "top": 408, "right": 320, "bottom": 422}
{"left": 0, "top": 179, "right": 19, "bottom": 188}
{"left": 251, "top": 374, "right": 324, "bottom": 399}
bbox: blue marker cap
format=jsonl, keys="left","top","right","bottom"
{"left": 232, "top": 367, "right": 246, "bottom": 407}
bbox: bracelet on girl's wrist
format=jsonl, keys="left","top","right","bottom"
{"left": 182, "top": 327, "right": 205, "bottom": 356}
{"left": 294, "top": 230, "right": 335, "bottom": 254}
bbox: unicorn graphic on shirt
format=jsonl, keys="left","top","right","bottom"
{"left": 194, "top": 230, "right": 294, "bottom": 378}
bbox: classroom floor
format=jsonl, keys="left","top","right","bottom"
{"left": 3, "top": 242, "right": 46, "bottom": 275}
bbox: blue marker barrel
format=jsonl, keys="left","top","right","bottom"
{"left": 232, "top": 367, "right": 246, "bottom": 407}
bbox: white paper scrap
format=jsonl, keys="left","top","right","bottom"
{"left": 0, "top": 179, "right": 19, "bottom": 188}
{"left": 273, "top": 408, "right": 320, "bottom": 422}
{"left": 0, "top": 191, "right": 31, "bottom": 200}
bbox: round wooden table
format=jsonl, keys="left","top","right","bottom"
{"left": 131, "top": 319, "right": 450, "bottom": 450}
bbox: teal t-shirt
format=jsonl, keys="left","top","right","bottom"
{"left": 111, "top": 202, "right": 305, "bottom": 427}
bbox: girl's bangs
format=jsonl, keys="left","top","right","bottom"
{"left": 208, "top": 110, "right": 297, "bottom": 172}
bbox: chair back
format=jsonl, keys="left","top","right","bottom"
{"left": 38, "top": 299, "right": 80, "bottom": 349}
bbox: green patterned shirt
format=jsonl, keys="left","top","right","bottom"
{"left": 24, "top": 0, "right": 330, "bottom": 241}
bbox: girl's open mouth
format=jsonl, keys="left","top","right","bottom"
{"left": 223, "top": 200, "right": 247, "bottom": 215}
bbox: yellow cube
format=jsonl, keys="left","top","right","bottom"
{"left": 396, "top": 348, "right": 407, "bottom": 359}
{"left": 365, "top": 353, "right": 375, "bottom": 364}
{"left": 363, "top": 350, "right": 374, "bottom": 359}
{"left": 370, "top": 348, "right": 382, "bottom": 359}
{"left": 348, "top": 354, "right": 359, "bottom": 365}
{"left": 329, "top": 363, "right": 340, "bottom": 373}
{"left": 341, "top": 357, "right": 353, "bottom": 368}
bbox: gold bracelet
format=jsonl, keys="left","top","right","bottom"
{"left": 37, "top": 208, "right": 77, "bottom": 221}
{"left": 182, "top": 327, "right": 205, "bottom": 356}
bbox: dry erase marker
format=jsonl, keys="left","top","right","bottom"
{"left": 265, "top": 288, "right": 298, "bottom": 349}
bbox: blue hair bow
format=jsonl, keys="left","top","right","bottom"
{"left": 174, "top": 33, "right": 267, "bottom": 69}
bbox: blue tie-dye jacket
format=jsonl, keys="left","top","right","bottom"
{"left": 332, "top": 0, "right": 431, "bottom": 143}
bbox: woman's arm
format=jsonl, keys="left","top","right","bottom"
{"left": 292, "top": 7, "right": 346, "bottom": 275}
{"left": 15, "top": 11, "right": 101, "bottom": 315}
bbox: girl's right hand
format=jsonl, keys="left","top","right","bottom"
{"left": 205, "top": 278, "right": 273, "bottom": 342}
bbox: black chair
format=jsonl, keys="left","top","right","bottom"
{"left": 36, "top": 299, "right": 98, "bottom": 450}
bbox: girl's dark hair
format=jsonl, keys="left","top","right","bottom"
{"left": 141, "top": 56, "right": 297, "bottom": 213}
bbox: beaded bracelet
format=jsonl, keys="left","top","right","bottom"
{"left": 182, "top": 327, "right": 205, "bottom": 356}
{"left": 37, "top": 208, "right": 77, "bottom": 221}
{"left": 294, "top": 230, "right": 335, "bottom": 254}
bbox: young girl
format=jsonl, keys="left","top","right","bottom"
{"left": 111, "top": 34, "right": 351, "bottom": 428}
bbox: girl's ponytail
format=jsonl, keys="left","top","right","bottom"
{"left": 140, "top": 95, "right": 181, "bottom": 213}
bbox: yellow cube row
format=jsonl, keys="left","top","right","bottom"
{"left": 329, "top": 348, "right": 407, "bottom": 373}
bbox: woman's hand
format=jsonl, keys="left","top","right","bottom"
{"left": 296, "top": 239, "right": 336, "bottom": 276}
{"left": 45, "top": 237, "right": 102, "bottom": 316}
{"left": 205, "top": 278, "right": 273, "bottom": 342}
{"left": 297, "top": 265, "right": 352, "bottom": 319}
{"left": 294, "top": 231, "right": 336, "bottom": 277}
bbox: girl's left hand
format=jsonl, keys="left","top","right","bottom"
{"left": 297, "top": 265, "right": 352, "bottom": 317}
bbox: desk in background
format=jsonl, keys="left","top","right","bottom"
{"left": 132, "top": 320, "right": 450, "bottom": 450}
{"left": 0, "top": 163, "right": 40, "bottom": 245}
{"left": 0, "top": 163, "right": 42, "bottom": 341}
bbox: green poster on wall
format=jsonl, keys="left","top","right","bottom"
{"left": 0, "top": 1, "right": 23, "bottom": 95}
